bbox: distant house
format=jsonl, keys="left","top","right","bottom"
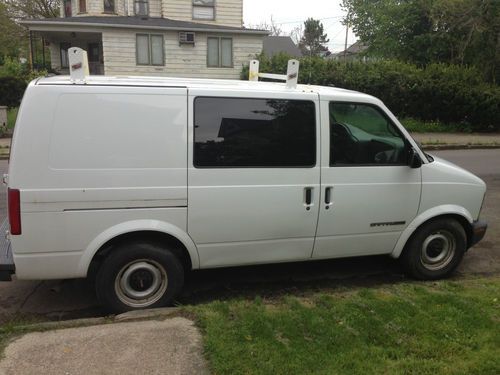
{"left": 330, "top": 41, "right": 368, "bottom": 61}
{"left": 20, "top": 0, "right": 268, "bottom": 79}
{"left": 262, "top": 36, "right": 302, "bottom": 58}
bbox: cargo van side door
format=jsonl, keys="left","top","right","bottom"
{"left": 312, "top": 100, "right": 421, "bottom": 259}
{"left": 187, "top": 90, "right": 321, "bottom": 268}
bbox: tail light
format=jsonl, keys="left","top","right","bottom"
{"left": 8, "top": 188, "right": 21, "bottom": 235}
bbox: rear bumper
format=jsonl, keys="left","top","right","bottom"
{"left": 0, "top": 219, "right": 15, "bottom": 281}
{"left": 470, "top": 220, "right": 488, "bottom": 248}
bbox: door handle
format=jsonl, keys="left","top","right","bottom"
{"left": 325, "top": 187, "right": 333, "bottom": 210}
{"left": 304, "top": 187, "right": 313, "bottom": 210}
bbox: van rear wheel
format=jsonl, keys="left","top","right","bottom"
{"left": 401, "top": 218, "right": 466, "bottom": 280}
{"left": 95, "top": 241, "right": 184, "bottom": 313}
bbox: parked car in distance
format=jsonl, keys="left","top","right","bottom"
{"left": 0, "top": 58, "right": 487, "bottom": 313}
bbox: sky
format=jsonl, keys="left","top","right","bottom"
{"left": 243, "top": 0, "right": 358, "bottom": 53}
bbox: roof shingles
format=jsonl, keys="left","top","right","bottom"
{"left": 21, "top": 16, "right": 268, "bottom": 34}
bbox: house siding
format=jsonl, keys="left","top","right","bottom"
{"left": 68, "top": 1, "right": 241, "bottom": 22}
{"left": 65, "top": 0, "right": 161, "bottom": 17}
{"left": 102, "top": 29, "right": 262, "bottom": 79}
{"left": 162, "top": 0, "right": 243, "bottom": 27}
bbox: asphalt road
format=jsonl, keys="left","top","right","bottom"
{"left": 0, "top": 149, "right": 499, "bottom": 321}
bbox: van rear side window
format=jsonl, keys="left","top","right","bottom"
{"left": 193, "top": 97, "right": 316, "bottom": 168}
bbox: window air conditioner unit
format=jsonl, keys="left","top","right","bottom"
{"left": 179, "top": 32, "right": 195, "bottom": 45}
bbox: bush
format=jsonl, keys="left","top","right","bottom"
{"left": 242, "top": 55, "right": 500, "bottom": 132}
{"left": 0, "top": 57, "right": 48, "bottom": 83}
{"left": 0, "top": 76, "right": 27, "bottom": 108}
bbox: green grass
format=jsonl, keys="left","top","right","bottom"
{"left": 401, "top": 118, "right": 473, "bottom": 133}
{"left": 7, "top": 107, "right": 18, "bottom": 129}
{"left": 191, "top": 277, "right": 500, "bottom": 375}
{"left": 0, "top": 314, "right": 44, "bottom": 359}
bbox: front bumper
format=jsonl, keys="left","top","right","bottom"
{"left": 0, "top": 219, "right": 15, "bottom": 281}
{"left": 470, "top": 220, "right": 488, "bottom": 248}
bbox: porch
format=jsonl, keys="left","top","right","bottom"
{"left": 30, "top": 31, "right": 104, "bottom": 75}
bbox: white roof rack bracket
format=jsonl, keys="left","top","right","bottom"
{"left": 248, "top": 59, "right": 300, "bottom": 89}
{"left": 249, "top": 60, "right": 260, "bottom": 82}
{"left": 285, "top": 59, "right": 299, "bottom": 89}
{"left": 68, "top": 47, "right": 89, "bottom": 84}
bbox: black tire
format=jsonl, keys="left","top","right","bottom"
{"left": 95, "top": 241, "right": 184, "bottom": 314}
{"left": 401, "top": 218, "right": 466, "bottom": 280}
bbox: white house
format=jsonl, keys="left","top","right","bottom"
{"left": 20, "top": 0, "right": 267, "bottom": 78}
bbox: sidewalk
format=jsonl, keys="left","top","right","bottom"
{"left": 0, "top": 316, "right": 209, "bottom": 375}
{"left": 411, "top": 132, "right": 500, "bottom": 149}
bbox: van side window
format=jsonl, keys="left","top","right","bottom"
{"left": 330, "top": 102, "right": 407, "bottom": 166}
{"left": 194, "top": 97, "right": 316, "bottom": 168}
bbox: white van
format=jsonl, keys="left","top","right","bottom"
{"left": 0, "top": 57, "right": 487, "bottom": 312}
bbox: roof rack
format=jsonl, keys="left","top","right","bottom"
{"left": 248, "top": 59, "right": 299, "bottom": 89}
{"left": 68, "top": 47, "right": 89, "bottom": 84}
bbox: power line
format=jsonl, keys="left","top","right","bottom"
{"left": 273, "top": 15, "right": 344, "bottom": 25}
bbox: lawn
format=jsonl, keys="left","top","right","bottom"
{"left": 192, "top": 277, "right": 500, "bottom": 375}
{"left": 7, "top": 108, "right": 17, "bottom": 129}
{"left": 401, "top": 118, "right": 473, "bottom": 133}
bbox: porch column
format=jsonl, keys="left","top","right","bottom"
{"left": 29, "top": 31, "right": 34, "bottom": 70}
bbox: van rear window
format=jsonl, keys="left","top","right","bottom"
{"left": 193, "top": 97, "right": 316, "bottom": 168}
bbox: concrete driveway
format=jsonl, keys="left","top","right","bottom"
{"left": 0, "top": 149, "right": 499, "bottom": 322}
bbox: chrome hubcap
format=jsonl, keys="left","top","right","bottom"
{"left": 115, "top": 260, "right": 168, "bottom": 308}
{"left": 420, "top": 230, "right": 456, "bottom": 271}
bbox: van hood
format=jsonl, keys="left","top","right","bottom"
{"left": 428, "top": 155, "right": 486, "bottom": 188}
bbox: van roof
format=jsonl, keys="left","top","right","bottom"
{"left": 35, "top": 75, "right": 376, "bottom": 101}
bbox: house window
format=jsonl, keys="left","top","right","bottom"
{"left": 79, "top": 0, "right": 87, "bottom": 13}
{"left": 193, "top": 0, "right": 215, "bottom": 20}
{"left": 60, "top": 43, "right": 71, "bottom": 68}
{"left": 136, "top": 34, "right": 164, "bottom": 66}
{"left": 103, "top": 0, "right": 115, "bottom": 13}
{"left": 63, "top": 0, "right": 72, "bottom": 17}
{"left": 135, "top": 0, "right": 149, "bottom": 16}
{"left": 207, "top": 37, "right": 232, "bottom": 68}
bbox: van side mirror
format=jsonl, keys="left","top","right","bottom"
{"left": 408, "top": 147, "right": 422, "bottom": 169}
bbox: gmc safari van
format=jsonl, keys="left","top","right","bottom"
{"left": 0, "top": 54, "right": 487, "bottom": 312}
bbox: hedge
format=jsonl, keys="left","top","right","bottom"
{"left": 0, "top": 76, "right": 27, "bottom": 108}
{"left": 241, "top": 54, "right": 499, "bottom": 132}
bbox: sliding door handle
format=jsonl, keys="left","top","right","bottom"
{"left": 304, "top": 187, "right": 313, "bottom": 210}
{"left": 325, "top": 187, "right": 333, "bottom": 209}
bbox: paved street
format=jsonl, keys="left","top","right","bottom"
{"left": 0, "top": 149, "right": 499, "bottom": 321}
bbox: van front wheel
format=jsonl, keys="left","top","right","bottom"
{"left": 401, "top": 218, "right": 466, "bottom": 280}
{"left": 95, "top": 242, "right": 184, "bottom": 313}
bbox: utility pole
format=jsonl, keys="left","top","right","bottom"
{"left": 343, "top": 20, "right": 349, "bottom": 63}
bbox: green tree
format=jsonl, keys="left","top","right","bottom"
{"left": 5, "top": 0, "right": 60, "bottom": 19}
{"left": 299, "top": 18, "right": 330, "bottom": 56}
{"left": 342, "top": 0, "right": 500, "bottom": 82}
{"left": 0, "top": 2, "right": 26, "bottom": 60}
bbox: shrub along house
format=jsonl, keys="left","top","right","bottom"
{"left": 20, "top": 0, "right": 267, "bottom": 78}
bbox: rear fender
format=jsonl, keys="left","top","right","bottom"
{"left": 78, "top": 219, "right": 200, "bottom": 275}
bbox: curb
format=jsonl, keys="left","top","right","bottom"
{"left": 422, "top": 144, "right": 500, "bottom": 151}
{"left": 14, "top": 307, "right": 182, "bottom": 332}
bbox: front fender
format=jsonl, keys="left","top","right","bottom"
{"left": 390, "top": 205, "right": 473, "bottom": 258}
{"left": 77, "top": 219, "right": 200, "bottom": 275}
